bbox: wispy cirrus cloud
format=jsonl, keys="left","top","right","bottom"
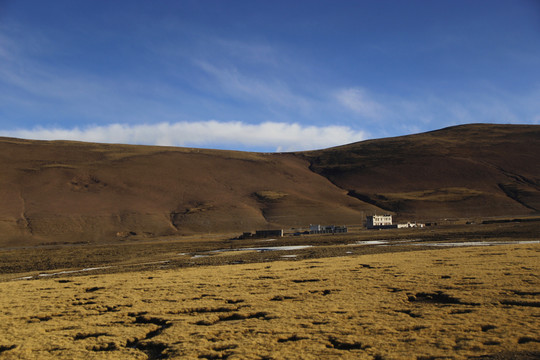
{"left": 335, "top": 87, "right": 386, "bottom": 120}
{"left": 212, "top": 38, "right": 281, "bottom": 67}
{"left": 333, "top": 84, "right": 540, "bottom": 137}
{"left": 194, "top": 60, "right": 313, "bottom": 113}
{"left": 0, "top": 121, "right": 368, "bottom": 152}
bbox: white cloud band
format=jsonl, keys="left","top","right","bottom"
{"left": 0, "top": 121, "right": 367, "bottom": 152}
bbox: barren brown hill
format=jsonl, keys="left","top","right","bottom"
{"left": 303, "top": 123, "right": 540, "bottom": 221}
{"left": 0, "top": 138, "right": 378, "bottom": 247}
{"left": 0, "top": 123, "right": 538, "bottom": 246}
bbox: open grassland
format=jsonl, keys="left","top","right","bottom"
{"left": 0, "top": 243, "right": 539, "bottom": 359}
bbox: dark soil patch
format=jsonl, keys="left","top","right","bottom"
{"left": 270, "top": 295, "right": 295, "bottom": 301}
{"left": 127, "top": 340, "right": 169, "bottom": 360}
{"left": 0, "top": 345, "right": 16, "bottom": 354}
{"left": 225, "top": 299, "right": 244, "bottom": 304}
{"left": 501, "top": 300, "right": 540, "bottom": 308}
{"left": 85, "top": 286, "right": 104, "bottom": 293}
{"left": 277, "top": 335, "right": 308, "bottom": 343}
{"left": 518, "top": 337, "right": 540, "bottom": 344}
{"left": 408, "top": 291, "right": 477, "bottom": 305}
{"left": 179, "top": 307, "right": 238, "bottom": 314}
{"left": 396, "top": 309, "right": 422, "bottom": 318}
{"left": 90, "top": 342, "right": 118, "bottom": 351}
{"left": 327, "top": 337, "right": 370, "bottom": 351}
{"left": 481, "top": 325, "right": 497, "bottom": 332}
{"left": 218, "top": 312, "right": 272, "bottom": 322}
{"left": 74, "top": 332, "right": 108, "bottom": 340}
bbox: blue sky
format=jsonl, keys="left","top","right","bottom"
{"left": 0, "top": 0, "right": 539, "bottom": 151}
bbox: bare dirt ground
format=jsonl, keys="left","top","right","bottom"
{"left": 1, "top": 221, "right": 538, "bottom": 280}
{"left": 0, "top": 223, "right": 539, "bottom": 359}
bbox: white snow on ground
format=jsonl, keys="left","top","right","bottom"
{"left": 211, "top": 245, "right": 313, "bottom": 253}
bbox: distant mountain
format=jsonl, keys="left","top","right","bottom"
{"left": 0, "top": 123, "right": 538, "bottom": 246}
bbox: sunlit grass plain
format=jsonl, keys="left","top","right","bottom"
{"left": 1, "top": 243, "right": 539, "bottom": 359}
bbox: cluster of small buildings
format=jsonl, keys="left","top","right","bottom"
{"left": 366, "top": 215, "right": 424, "bottom": 229}
{"left": 235, "top": 215, "right": 423, "bottom": 239}
{"left": 236, "top": 224, "right": 348, "bottom": 239}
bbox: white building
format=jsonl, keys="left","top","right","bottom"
{"left": 366, "top": 215, "right": 393, "bottom": 229}
{"left": 397, "top": 222, "right": 425, "bottom": 228}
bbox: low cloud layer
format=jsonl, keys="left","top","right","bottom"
{"left": 0, "top": 121, "right": 368, "bottom": 152}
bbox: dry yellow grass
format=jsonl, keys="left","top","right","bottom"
{"left": 0, "top": 244, "right": 539, "bottom": 359}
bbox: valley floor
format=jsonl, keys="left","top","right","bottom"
{"left": 0, "top": 242, "right": 539, "bottom": 359}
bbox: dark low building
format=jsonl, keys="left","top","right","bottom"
{"left": 309, "top": 224, "right": 348, "bottom": 234}
{"left": 255, "top": 229, "right": 284, "bottom": 238}
{"left": 238, "top": 229, "right": 284, "bottom": 239}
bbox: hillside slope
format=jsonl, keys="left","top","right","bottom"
{"left": 0, "top": 138, "right": 378, "bottom": 246}
{"left": 303, "top": 124, "right": 540, "bottom": 220}
{"left": 0, "top": 124, "right": 538, "bottom": 246}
